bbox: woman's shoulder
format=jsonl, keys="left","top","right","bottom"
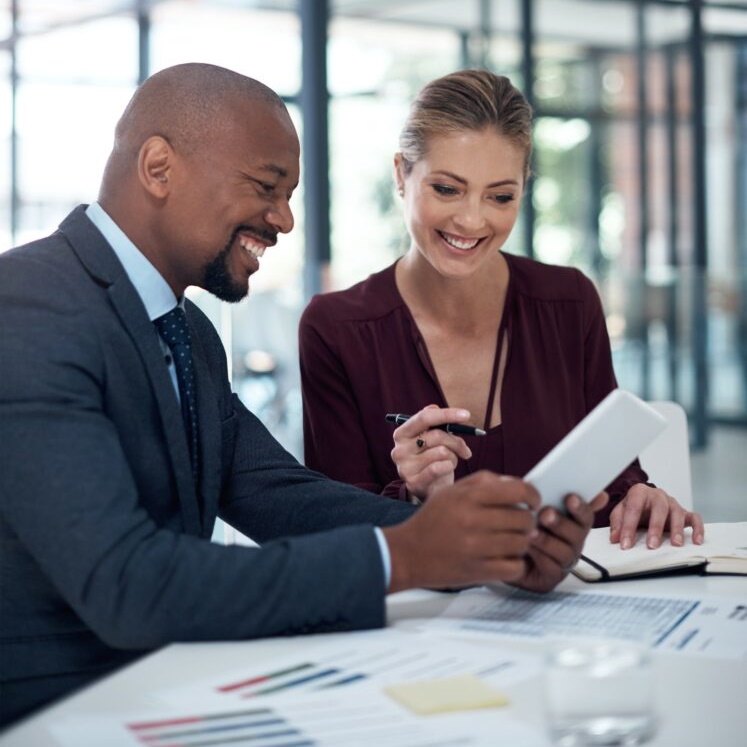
{"left": 301, "top": 261, "right": 402, "bottom": 327}
{"left": 504, "top": 252, "right": 597, "bottom": 302}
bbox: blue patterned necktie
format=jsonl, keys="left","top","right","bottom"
{"left": 153, "top": 306, "right": 199, "bottom": 481}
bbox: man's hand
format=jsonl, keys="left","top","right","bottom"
{"left": 382, "top": 470, "right": 539, "bottom": 593}
{"left": 609, "top": 484, "right": 704, "bottom": 550}
{"left": 513, "top": 492, "right": 609, "bottom": 593}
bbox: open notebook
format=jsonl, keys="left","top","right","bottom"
{"left": 573, "top": 522, "right": 747, "bottom": 581}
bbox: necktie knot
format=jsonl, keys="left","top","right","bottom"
{"left": 154, "top": 306, "right": 191, "bottom": 350}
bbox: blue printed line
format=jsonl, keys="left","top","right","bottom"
{"left": 654, "top": 601, "right": 700, "bottom": 647}
{"left": 677, "top": 628, "right": 700, "bottom": 650}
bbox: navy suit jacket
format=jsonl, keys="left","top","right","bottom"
{"left": 0, "top": 206, "right": 415, "bottom": 726}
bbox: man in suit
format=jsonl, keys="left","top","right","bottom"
{"left": 0, "top": 63, "right": 604, "bottom": 728}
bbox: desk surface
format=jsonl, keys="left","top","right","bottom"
{"left": 2, "top": 574, "right": 746, "bottom": 746}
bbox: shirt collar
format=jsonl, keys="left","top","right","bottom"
{"left": 86, "top": 202, "right": 180, "bottom": 320}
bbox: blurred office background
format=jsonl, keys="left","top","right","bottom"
{"left": 2, "top": 0, "right": 746, "bottom": 521}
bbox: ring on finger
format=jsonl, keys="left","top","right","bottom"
{"left": 416, "top": 436, "right": 426, "bottom": 450}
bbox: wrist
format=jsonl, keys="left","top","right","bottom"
{"left": 381, "top": 523, "right": 418, "bottom": 593}
{"left": 406, "top": 489, "right": 423, "bottom": 506}
{"left": 402, "top": 480, "right": 426, "bottom": 504}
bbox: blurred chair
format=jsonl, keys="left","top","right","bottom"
{"left": 638, "top": 401, "right": 694, "bottom": 510}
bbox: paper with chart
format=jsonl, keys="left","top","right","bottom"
{"left": 426, "top": 586, "right": 747, "bottom": 658}
{"left": 48, "top": 629, "right": 551, "bottom": 747}
{"left": 47, "top": 627, "right": 550, "bottom": 747}
{"left": 158, "top": 628, "right": 540, "bottom": 708}
{"left": 47, "top": 685, "right": 553, "bottom": 747}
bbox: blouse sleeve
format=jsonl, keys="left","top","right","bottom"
{"left": 299, "top": 299, "right": 408, "bottom": 499}
{"left": 578, "top": 272, "right": 650, "bottom": 526}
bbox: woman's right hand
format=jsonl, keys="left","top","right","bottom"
{"left": 391, "top": 405, "right": 474, "bottom": 501}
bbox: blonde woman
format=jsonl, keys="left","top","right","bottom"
{"left": 300, "top": 69, "right": 703, "bottom": 551}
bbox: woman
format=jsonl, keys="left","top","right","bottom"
{"left": 299, "top": 69, "right": 703, "bottom": 551}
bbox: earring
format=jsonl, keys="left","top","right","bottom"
{"left": 397, "top": 187, "right": 404, "bottom": 197}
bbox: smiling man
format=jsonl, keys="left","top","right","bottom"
{"left": 98, "top": 63, "right": 298, "bottom": 303}
{"left": 0, "top": 63, "right": 601, "bottom": 729}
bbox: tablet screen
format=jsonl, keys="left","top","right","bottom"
{"left": 525, "top": 390, "right": 667, "bottom": 510}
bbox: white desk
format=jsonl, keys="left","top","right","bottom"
{"left": 2, "top": 574, "right": 745, "bottom": 746}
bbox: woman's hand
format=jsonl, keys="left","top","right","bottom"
{"left": 609, "top": 483, "right": 705, "bottom": 549}
{"left": 391, "top": 405, "right": 474, "bottom": 501}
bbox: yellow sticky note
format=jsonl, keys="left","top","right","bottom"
{"left": 384, "top": 673, "right": 509, "bottom": 715}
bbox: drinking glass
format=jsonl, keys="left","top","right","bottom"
{"left": 543, "top": 629, "right": 657, "bottom": 746}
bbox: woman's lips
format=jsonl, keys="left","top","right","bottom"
{"left": 438, "top": 230, "right": 483, "bottom": 251}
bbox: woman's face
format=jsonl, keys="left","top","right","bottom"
{"left": 396, "top": 128, "right": 525, "bottom": 279}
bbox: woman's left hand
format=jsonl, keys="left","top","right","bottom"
{"left": 609, "top": 483, "right": 705, "bottom": 550}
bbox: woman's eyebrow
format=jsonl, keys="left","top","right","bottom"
{"left": 431, "top": 170, "right": 519, "bottom": 189}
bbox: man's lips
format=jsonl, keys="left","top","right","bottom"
{"left": 238, "top": 234, "right": 267, "bottom": 260}
{"left": 235, "top": 227, "right": 276, "bottom": 262}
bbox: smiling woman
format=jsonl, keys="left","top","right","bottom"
{"left": 298, "top": 69, "right": 702, "bottom": 551}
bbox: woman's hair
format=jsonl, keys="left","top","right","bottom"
{"left": 398, "top": 69, "right": 533, "bottom": 180}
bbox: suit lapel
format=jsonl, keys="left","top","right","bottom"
{"left": 189, "top": 328, "right": 223, "bottom": 536}
{"left": 61, "top": 207, "right": 202, "bottom": 536}
{"left": 108, "top": 282, "right": 202, "bottom": 536}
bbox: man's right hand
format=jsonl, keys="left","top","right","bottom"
{"left": 382, "top": 470, "right": 539, "bottom": 593}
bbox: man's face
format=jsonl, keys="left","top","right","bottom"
{"left": 161, "top": 100, "right": 300, "bottom": 301}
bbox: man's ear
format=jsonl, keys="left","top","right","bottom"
{"left": 138, "top": 136, "right": 172, "bottom": 197}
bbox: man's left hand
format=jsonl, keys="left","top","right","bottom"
{"left": 513, "top": 492, "right": 609, "bottom": 593}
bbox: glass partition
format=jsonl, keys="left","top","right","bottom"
{"left": 2, "top": 0, "right": 746, "bottom": 451}
{"left": 0, "top": 52, "right": 10, "bottom": 251}
{"left": 9, "top": 16, "right": 137, "bottom": 246}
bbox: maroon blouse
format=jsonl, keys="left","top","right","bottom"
{"left": 299, "top": 253, "right": 648, "bottom": 526}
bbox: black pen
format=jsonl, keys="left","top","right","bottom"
{"left": 385, "top": 413, "right": 487, "bottom": 436}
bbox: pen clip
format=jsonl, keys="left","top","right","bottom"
{"left": 385, "top": 413, "right": 410, "bottom": 426}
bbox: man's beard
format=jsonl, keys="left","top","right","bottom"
{"left": 201, "top": 237, "right": 249, "bottom": 303}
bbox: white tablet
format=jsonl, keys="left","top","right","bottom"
{"left": 525, "top": 389, "right": 667, "bottom": 510}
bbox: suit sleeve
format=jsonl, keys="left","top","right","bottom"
{"left": 299, "top": 298, "right": 404, "bottom": 497}
{"left": 0, "top": 256, "right": 414, "bottom": 653}
{"left": 221, "top": 396, "right": 412, "bottom": 531}
{"left": 577, "top": 272, "right": 650, "bottom": 526}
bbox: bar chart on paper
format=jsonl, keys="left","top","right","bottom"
{"left": 38, "top": 630, "right": 549, "bottom": 747}
{"left": 48, "top": 631, "right": 546, "bottom": 747}
{"left": 160, "top": 629, "right": 538, "bottom": 707}
{"left": 49, "top": 692, "right": 484, "bottom": 747}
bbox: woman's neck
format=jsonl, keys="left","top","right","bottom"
{"left": 396, "top": 249, "right": 509, "bottom": 334}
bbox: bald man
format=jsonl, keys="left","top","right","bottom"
{"left": 0, "top": 63, "right": 602, "bottom": 728}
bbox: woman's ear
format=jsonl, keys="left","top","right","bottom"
{"left": 138, "top": 136, "right": 172, "bottom": 197}
{"left": 393, "top": 152, "right": 406, "bottom": 196}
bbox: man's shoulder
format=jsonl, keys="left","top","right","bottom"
{"left": 0, "top": 229, "right": 85, "bottom": 305}
{"left": 1, "top": 206, "right": 95, "bottom": 281}
{"left": 1, "top": 227, "right": 66, "bottom": 265}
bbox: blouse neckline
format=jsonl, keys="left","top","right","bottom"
{"left": 388, "top": 253, "right": 515, "bottom": 432}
